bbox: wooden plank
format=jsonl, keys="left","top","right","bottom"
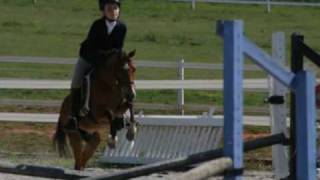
{"left": 175, "top": 157, "right": 232, "bottom": 180}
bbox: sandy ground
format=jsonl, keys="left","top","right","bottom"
{"left": 2, "top": 166, "right": 320, "bottom": 180}
{"left": 0, "top": 170, "right": 275, "bottom": 180}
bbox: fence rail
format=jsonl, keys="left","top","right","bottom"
{"left": 0, "top": 56, "right": 261, "bottom": 71}
{"left": 0, "top": 112, "right": 286, "bottom": 126}
{"left": 173, "top": 0, "right": 320, "bottom": 7}
{"left": 0, "top": 56, "right": 274, "bottom": 115}
{"left": 0, "top": 78, "right": 272, "bottom": 91}
{"left": 0, "top": 99, "right": 270, "bottom": 113}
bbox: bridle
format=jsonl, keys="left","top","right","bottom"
{"left": 113, "top": 52, "right": 136, "bottom": 127}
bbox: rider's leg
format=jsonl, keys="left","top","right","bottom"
{"left": 65, "top": 57, "right": 92, "bottom": 131}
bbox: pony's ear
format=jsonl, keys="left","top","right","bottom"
{"left": 128, "top": 49, "right": 136, "bottom": 58}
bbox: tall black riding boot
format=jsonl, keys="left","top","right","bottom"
{"left": 65, "top": 88, "right": 82, "bottom": 132}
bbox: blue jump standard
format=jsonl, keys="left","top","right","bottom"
{"left": 218, "top": 20, "right": 317, "bottom": 180}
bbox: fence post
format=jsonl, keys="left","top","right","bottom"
{"left": 223, "top": 20, "right": 244, "bottom": 180}
{"left": 192, "top": 0, "right": 196, "bottom": 11}
{"left": 266, "top": 0, "right": 271, "bottom": 13}
{"left": 178, "top": 59, "right": 185, "bottom": 115}
{"left": 269, "top": 32, "right": 289, "bottom": 179}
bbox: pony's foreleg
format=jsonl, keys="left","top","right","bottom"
{"left": 107, "top": 125, "right": 118, "bottom": 149}
{"left": 81, "top": 132, "right": 101, "bottom": 168}
{"left": 67, "top": 132, "right": 84, "bottom": 170}
{"left": 126, "top": 105, "right": 137, "bottom": 141}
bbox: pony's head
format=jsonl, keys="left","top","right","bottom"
{"left": 96, "top": 49, "right": 136, "bottom": 101}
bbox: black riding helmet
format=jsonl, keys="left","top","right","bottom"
{"left": 99, "top": 0, "right": 121, "bottom": 11}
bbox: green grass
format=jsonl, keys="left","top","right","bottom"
{"left": 1, "top": 0, "right": 320, "bottom": 60}
{"left": 1, "top": 0, "right": 311, "bottom": 111}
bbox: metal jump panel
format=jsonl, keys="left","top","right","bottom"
{"left": 100, "top": 116, "right": 223, "bottom": 164}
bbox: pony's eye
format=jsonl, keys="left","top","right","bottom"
{"left": 123, "top": 63, "right": 129, "bottom": 70}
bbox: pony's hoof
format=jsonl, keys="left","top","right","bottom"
{"left": 74, "top": 165, "right": 85, "bottom": 171}
{"left": 107, "top": 136, "right": 117, "bottom": 149}
{"left": 126, "top": 125, "right": 137, "bottom": 141}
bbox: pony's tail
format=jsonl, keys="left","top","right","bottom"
{"left": 53, "top": 117, "right": 68, "bottom": 157}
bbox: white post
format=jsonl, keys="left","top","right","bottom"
{"left": 192, "top": 0, "right": 196, "bottom": 11}
{"left": 178, "top": 59, "right": 185, "bottom": 115}
{"left": 266, "top": 0, "right": 271, "bottom": 13}
{"left": 269, "top": 32, "right": 289, "bottom": 179}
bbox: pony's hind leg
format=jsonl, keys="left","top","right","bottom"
{"left": 67, "top": 132, "right": 84, "bottom": 170}
{"left": 80, "top": 132, "right": 101, "bottom": 169}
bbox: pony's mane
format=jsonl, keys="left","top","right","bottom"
{"left": 97, "top": 49, "right": 126, "bottom": 69}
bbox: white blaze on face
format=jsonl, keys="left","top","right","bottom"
{"left": 123, "top": 63, "right": 129, "bottom": 70}
{"left": 122, "top": 63, "right": 136, "bottom": 99}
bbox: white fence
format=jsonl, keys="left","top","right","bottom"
{"left": 0, "top": 54, "right": 306, "bottom": 123}
{"left": 0, "top": 56, "right": 260, "bottom": 71}
{"left": 0, "top": 56, "right": 265, "bottom": 115}
{"left": 173, "top": 0, "right": 320, "bottom": 12}
{"left": 0, "top": 112, "right": 275, "bottom": 126}
{"left": 0, "top": 79, "right": 271, "bottom": 90}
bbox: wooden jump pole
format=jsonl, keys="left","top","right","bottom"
{"left": 175, "top": 157, "right": 233, "bottom": 180}
{"left": 0, "top": 163, "right": 87, "bottom": 180}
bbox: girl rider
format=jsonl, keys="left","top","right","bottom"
{"left": 65, "top": 0, "right": 127, "bottom": 131}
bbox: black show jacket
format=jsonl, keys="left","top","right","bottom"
{"left": 79, "top": 17, "right": 127, "bottom": 65}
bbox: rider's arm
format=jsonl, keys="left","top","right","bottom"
{"left": 79, "top": 20, "right": 101, "bottom": 64}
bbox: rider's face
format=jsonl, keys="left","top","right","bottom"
{"left": 103, "top": 3, "right": 120, "bottom": 20}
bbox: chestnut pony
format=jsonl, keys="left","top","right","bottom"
{"left": 53, "top": 49, "right": 137, "bottom": 170}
